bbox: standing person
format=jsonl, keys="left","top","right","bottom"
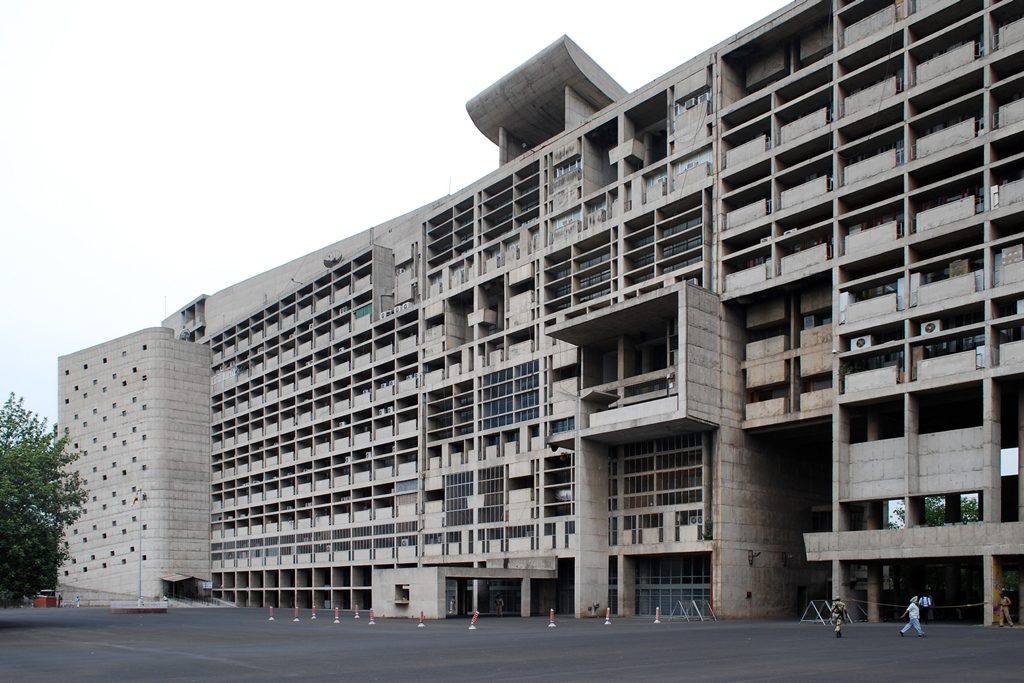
{"left": 999, "top": 592, "right": 1014, "bottom": 627}
{"left": 899, "top": 596, "right": 925, "bottom": 637}
{"left": 829, "top": 597, "right": 849, "bottom": 638}
{"left": 495, "top": 594, "right": 504, "bottom": 617}
{"left": 57, "top": 593, "right": 63, "bottom": 608}
{"left": 74, "top": 594, "right": 81, "bottom": 608}
{"left": 919, "top": 591, "right": 932, "bottom": 624}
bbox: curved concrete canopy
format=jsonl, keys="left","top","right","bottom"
{"left": 466, "top": 36, "right": 627, "bottom": 150}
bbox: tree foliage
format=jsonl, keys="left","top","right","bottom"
{"left": 888, "top": 494, "right": 979, "bottom": 529}
{"left": 0, "top": 394, "right": 87, "bottom": 599}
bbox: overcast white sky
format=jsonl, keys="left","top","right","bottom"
{"left": 0, "top": 1, "right": 793, "bottom": 424}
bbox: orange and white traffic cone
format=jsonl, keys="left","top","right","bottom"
{"left": 293, "top": 605, "right": 300, "bottom": 622}
{"left": 333, "top": 607, "right": 340, "bottom": 624}
{"left": 268, "top": 606, "right": 275, "bottom": 621}
{"left": 604, "top": 607, "right": 611, "bottom": 626}
{"left": 548, "top": 608, "right": 557, "bottom": 628}
{"left": 654, "top": 606, "right": 661, "bottom": 624}
{"left": 418, "top": 611, "right": 426, "bottom": 628}
{"left": 368, "top": 609, "right": 376, "bottom": 625}
{"left": 311, "top": 605, "right": 317, "bottom": 620}
{"left": 468, "top": 610, "right": 479, "bottom": 630}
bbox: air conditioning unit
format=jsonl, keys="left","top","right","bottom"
{"left": 783, "top": 228, "right": 798, "bottom": 236}
{"left": 760, "top": 236, "right": 772, "bottom": 244}
{"left": 920, "top": 319, "right": 943, "bottom": 335}
{"left": 686, "top": 277, "right": 700, "bottom": 286}
{"left": 851, "top": 335, "right": 873, "bottom": 350}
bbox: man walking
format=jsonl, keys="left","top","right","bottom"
{"left": 999, "top": 592, "right": 1014, "bottom": 627}
{"left": 899, "top": 596, "right": 925, "bottom": 637}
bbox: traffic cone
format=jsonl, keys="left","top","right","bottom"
{"left": 418, "top": 611, "right": 426, "bottom": 628}
{"left": 548, "top": 608, "right": 557, "bottom": 628}
{"left": 604, "top": 607, "right": 611, "bottom": 626}
{"left": 333, "top": 607, "right": 340, "bottom": 624}
{"left": 311, "top": 605, "right": 317, "bottom": 620}
{"left": 293, "top": 605, "right": 300, "bottom": 623}
{"left": 268, "top": 606, "right": 275, "bottom": 621}
{"left": 654, "top": 606, "right": 661, "bottom": 624}
{"left": 368, "top": 609, "right": 376, "bottom": 625}
{"left": 469, "top": 610, "right": 479, "bottom": 630}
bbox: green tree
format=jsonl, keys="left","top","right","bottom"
{"left": 0, "top": 394, "right": 87, "bottom": 600}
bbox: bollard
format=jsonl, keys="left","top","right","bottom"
{"left": 654, "top": 606, "right": 661, "bottom": 624}
{"left": 268, "top": 606, "right": 275, "bottom": 622}
{"left": 604, "top": 607, "right": 611, "bottom": 626}
{"left": 293, "top": 605, "right": 300, "bottom": 623}
{"left": 418, "top": 611, "right": 426, "bottom": 628}
{"left": 468, "top": 610, "right": 479, "bottom": 630}
{"left": 354, "top": 608, "right": 360, "bottom": 619}
{"left": 311, "top": 605, "right": 317, "bottom": 621}
{"left": 333, "top": 607, "right": 340, "bottom": 624}
{"left": 548, "top": 608, "right": 557, "bottom": 628}
{"left": 368, "top": 609, "right": 376, "bottom": 626}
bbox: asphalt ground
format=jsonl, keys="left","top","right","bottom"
{"left": 0, "top": 608, "right": 1019, "bottom": 682}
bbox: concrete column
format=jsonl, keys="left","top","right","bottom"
{"left": 866, "top": 412, "right": 881, "bottom": 441}
{"left": 471, "top": 579, "right": 479, "bottom": 614}
{"left": 983, "top": 554, "right": 996, "bottom": 626}
{"left": 834, "top": 407, "right": 851, "bottom": 531}
{"left": 983, "top": 379, "right": 1001, "bottom": 522}
{"left": 618, "top": 555, "right": 636, "bottom": 616}
{"left": 905, "top": 394, "right": 919, "bottom": 523}
{"left": 833, "top": 559, "right": 850, "bottom": 602}
{"left": 865, "top": 500, "right": 883, "bottom": 530}
{"left": 945, "top": 493, "right": 962, "bottom": 524}
{"left": 1018, "top": 392, "right": 1024, "bottom": 522}
{"left": 867, "top": 563, "right": 883, "bottom": 623}
{"left": 520, "top": 577, "right": 531, "bottom": 617}
{"left": 574, "top": 437, "right": 609, "bottom": 617}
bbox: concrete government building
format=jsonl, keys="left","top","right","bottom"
{"left": 59, "top": 0, "right": 1024, "bottom": 622}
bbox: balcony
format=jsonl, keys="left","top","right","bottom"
{"left": 843, "top": 365, "right": 900, "bottom": 393}
{"left": 915, "top": 272, "right": 978, "bottom": 307}
{"left": 843, "top": 77, "right": 899, "bottom": 117}
{"left": 848, "top": 437, "right": 906, "bottom": 499}
{"left": 780, "top": 176, "right": 832, "bottom": 211}
{"left": 744, "top": 396, "right": 788, "bottom": 421}
{"left": 799, "top": 388, "right": 833, "bottom": 412}
{"left": 779, "top": 108, "right": 829, "bottom": 144}
{"left": 746, "top": 334, "right": 788, "bottom": 361}
{"left": 915, "top": 196, "right": 977, "bottom": 232}
{"left": 844, "top": 149, "right": 900, "bottom": 186}
{"left": 915, "top": 42, "right": 976, "bottom": 87}
{"left": 844, "top": 4, "right": 899, "bottom": 47}
{"left": 745, "top": 360, "right": 787, "bottom": 389}
{"left": 726, "top": 263, "right": 769, "bottom": 291}
{"left": 844, "top": 292, "right": 898, "bottom": 325}
{"left": 922, "top": 425, "right": 983, "bottom": 477}
{"left": 725, "top": 134, "right": 769, "bottom": 168}
{"left": 999, "top": 18, "right": 1024, "bottom": 50}
{"left": 999, "top": 339, "right": 1024, "bottom": 368}
{"left": 914, "top": 349, "right": 982, "bottom": 381}
{"left": 915, "top": 119, "right": 976, "bottom": 159}
{"left": 844, "top": 221, "right": 902, "bottom": 258}
{"left": 997, "top": 179, "right": 1024, "bottom": 209}
{"left": 780, "top": 243, "right": 830, "bottom": 275}
{"left": 725, "top": 199, "right": 770, "bottom": 231}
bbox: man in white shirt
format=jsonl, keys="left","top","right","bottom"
{"left": 899, "top": 596, "right": 925, "bottom": 637}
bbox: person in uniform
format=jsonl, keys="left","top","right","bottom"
{"left": 999, "top": 592, "right": 1014, "bottom": 627}
{"left": 899, "top": 596, "right": 925, "bottom": 637}
{"left": 830, "top": 597, "right": 849, "bottom": 638}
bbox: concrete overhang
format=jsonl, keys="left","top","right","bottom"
{"left": 547, "top": 289, "right": 680, "bottom": 350}
{"left": 466, "top": 35, "right": 627, "bottom": 150}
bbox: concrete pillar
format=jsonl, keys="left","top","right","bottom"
{"left": 983, "top": 554, "right": 997, "bottom": 626}
{"left": 866, "top": 412, "right": 881, "bottom": 441}
{"left": 983, "top": 379, "right": 1001, "bottom": 522}
{"left": 471, "top": 579, "right": 479, "bottom": 614}
{"left": 865, "top": 500, "right": 884, "bottom": 530}
{"left": 575, "top": 437, "right": 609, "bottom": 617}
{"left": 867, "top": 563, "right": 883, "bottom": 623}
{"left": 1018, "top": 392, "right": 1024, "bottom": 522}
{"left": 908, "top": 496, "right": 926, "bottom": 527}
{"left": 618, "top": 555, "right": 636, "bottom": 617}
{"left": 520, "top": 577, "right": 531, "bottom": 617}
{"left": 905, "top": 394, "right": 919, "bottom": 524}
{"left": 833, "top": 559, "right": 850, "bottom": 602}
{"left": 945, "top": 493, "right": 962, "bottom": 524}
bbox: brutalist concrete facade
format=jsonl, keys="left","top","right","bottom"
{"left": 60, "top": 0, "right": 1024, "bottom": 621}
{"left": 58, "top": 328, "right": 211, "bottom": 603}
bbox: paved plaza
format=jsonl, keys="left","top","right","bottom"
{"left": 1, "top": 608, "right": 1020, "bottom": 682}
